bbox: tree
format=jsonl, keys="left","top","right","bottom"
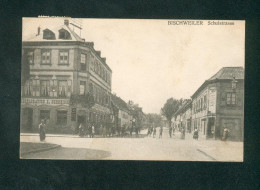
{"left": 146, "top": 113, "right": 162, "bottom": 127}
{"left": 161, "top": 98, "right": 182, "bottom": 128}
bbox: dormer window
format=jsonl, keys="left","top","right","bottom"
{"left": 59, "top": 29, "right": 71, "bottom": 40}
{"left": 43, "top": 29, "right": 56, "bottom": 40}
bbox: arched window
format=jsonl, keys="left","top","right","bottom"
{"left": 59, "top": 29, "right": 71, "bottom": 40}
{"left": 43, "top": 29, "right": 56, "bottom": 40}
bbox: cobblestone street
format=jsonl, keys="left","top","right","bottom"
{"left": 20, "top": 127, "right": 243, "bottom": 161}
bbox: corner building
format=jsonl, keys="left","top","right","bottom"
{"left": 21, "top": 20, "right": 113, "bottom": 134}
{"left": 191, "top": 67, "right": 244, "bottom": 141}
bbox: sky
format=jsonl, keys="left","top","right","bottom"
{"left": 23, "top": 18, "right": 245, "bottom": 114}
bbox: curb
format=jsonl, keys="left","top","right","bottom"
{"left": 197, "top": 149, "right": 217, "bottom": 161}
{"left": 20, "top": 144, "right": 61, "bottom": 157}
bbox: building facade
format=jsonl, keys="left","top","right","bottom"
{"left": 111, "top": 94, "right": 132, "bottom": 129}
{"left": 21, "top": 20, "right": 113, "bottom": 134}
{"left": 173, "top": 100, "right": 192, "bottom": 133}
{"left": 191, "top": 67, "right": 244, "bottom": 141}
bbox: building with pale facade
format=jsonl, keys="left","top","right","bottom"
{"left": 191, "top": 67, "right": 244, "bottom": 141}
{"left": 21, "top": 20, "right": 113, "bottom": 134}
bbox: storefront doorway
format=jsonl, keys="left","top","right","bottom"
{"left": 207, "top": 117, "right": 215, "bottom": 138}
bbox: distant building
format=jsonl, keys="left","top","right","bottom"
{"left": 111, "top": 94, "right": 132, "bottom": 129}
{"left": 173, "top": 100, "right": 192, "bottom": 133}
{"left": 191, "top": 67, "right": 244, "bottom": 141}
{"left": 21, "top": 19, "right": 113, "bottom": 134}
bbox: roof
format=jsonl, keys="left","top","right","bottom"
{"left": 23, "top": 22, "right": 84, "bottom": 42}
{"left": 209, "top": 67, "right": 244, "bottom": 80}
{"left": 191, "top": 67, "right": 244, "bottom": 99}
{"left": 174, "top": 99, "right": 192, "bottom": 116}
{"left": 111, "top": 94, "right": 130, "bottom": 113}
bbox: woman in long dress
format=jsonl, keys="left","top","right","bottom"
{"left": 39, "top": 119, "right": 46, "bottom": 141}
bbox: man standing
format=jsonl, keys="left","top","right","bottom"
{"left": 39, "top": 119, "right": 46, "bottom": 141}
{"left": 159, "top": 126, "right": 163, "bottom": 138}
{"left": 153, "top": 127, "right": 157, "bottom": 138}
{"left": 169, "top": 125, "right": 172, "bottom": 138}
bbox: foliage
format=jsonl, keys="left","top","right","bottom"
{"left": 70, "top": 92, "right": 95, "bottom": 108}
{"left": 146, "top": 113, "right": 162, "bottom": 127}
{"left": 161, "top": 98, "right": 182, "bottom": 124}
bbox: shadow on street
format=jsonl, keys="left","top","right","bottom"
{"left": 22, "top": 147, "right": 111, "bottom": 160}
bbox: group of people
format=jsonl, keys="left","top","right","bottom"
{"left": 147, "top": 126, "right": 164, "bottom": 138}
{"left": 78, "top": 123, "right": 96, "bottom": 138}
{"left": 78, "top": 123, "right": 141, "bottom": 138}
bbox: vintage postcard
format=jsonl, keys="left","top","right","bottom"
{"left": 20, "top": 18, "right": 244, "bottom": 161}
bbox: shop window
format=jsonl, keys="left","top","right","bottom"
{"left": 227, "top": 92, "right": 236, "bottom": 105}
{"left": 59, "top": 51, "right": 69, "bottom": 64}
{"left": 80, "top": 54, "right": 86, "bottom": 71}
{"left": 79, "top": 81, "right": 86, "bottom": 95}
{"left": 43, "top": 29, "right": 55, "bottom": 40}
{"left": 39, "top": 110, "right": 50, "bottom": 121}
{"left": 41, "top": 50, "right": 51, "bottom": 64}
{"left": 40, "top": 80, "right": 50, "bottom": 97}
{"left": 58, "top": 80, "right": 68, "bottom": 97}
{"left": 57, "top": 110, "right": 67, "bottom": 125}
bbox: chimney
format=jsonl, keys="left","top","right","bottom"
{"left": 37, "top": 27, "right": 41, "bottom": 36}
{"left": 64, "top": 19, "right": 69, "bottom": 26}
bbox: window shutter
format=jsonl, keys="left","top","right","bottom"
{"left": 53, "top": 80, "right": 58, "bottom": 97}
{"left": 36, "top": 79, "right": 40, "bottom": 96}
{"left": 237, "top": 92, "right": 243, "bottom": 107}
{"left": 68, "top": 80, "right": 72, "bottom": 97}
{"left": 220, "top": 92, "right": 226, "bottom": 106}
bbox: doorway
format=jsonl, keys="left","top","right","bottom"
{"left": 207, "top": 117, "right": 215, "bottom": 138}
{"left": 77, "top": 115, "right": 86, "bottom": 134}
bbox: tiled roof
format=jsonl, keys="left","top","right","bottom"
{"left": 191, "top": 67, "right": 244, "bottom": 99}
{"left": 208, "top": 67, "right": 244, "bottom": 80}
{"left": 111, "top": 94, "right": 130, "bottom": 113}
{"left": 23, "top": 23, "right": 84, "bottom": 42}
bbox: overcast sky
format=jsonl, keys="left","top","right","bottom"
{"left": 23, "top": 18, "right": 245, "bottom": 114}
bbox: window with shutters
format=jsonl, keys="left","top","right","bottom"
{"left": 59, "top": 51, "right": 69, "bottom": 64}
{"left": 24, "top": 80, "right": 33, "bottom": 96}
{"left": 226, "top": 92, "right": 236, "bottom": 105}
{"left": 58, "top": 80, "right": 68, "bottom": 97}
{"left": 26, "top": 51, "right": 34, "bottom": 65}
{"left": 79, "top": 81, "right": 86, "bottom": 95}
{"left": 40, "top": 80, "right": 50, "bottom": 97}
{"left": 41, "top": 50, "right": 51, "bottom": 64}
{"left": 57, "top": 110, "right": 67, "bottom": 125}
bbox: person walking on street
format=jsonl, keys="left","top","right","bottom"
{"left": 39, "top": 119, "right": 46, "bottom": 141}
{"left": 153, "top": 127, "right": 157, "bottom": 138}
{"left": 222, "top": 127, "right": 229, "bottom": 141}
{"left": 91, "top": 125, "right": 95, "bottom": 138}
{"left": 79, "top": 123, "right": 84, "bottom": 137}
{"left": 159, "top": 126, "right": 163, "bottom": 138}
{"left": 169, "top": 126, "right": 172, "bottom": 138}
{"left": 193, "top": 128, "right": 198, "bottom": 140}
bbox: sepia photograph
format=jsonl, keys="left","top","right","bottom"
{"left": 20, "top": 18, "right": 245, "bottom": 161}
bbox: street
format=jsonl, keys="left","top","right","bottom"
{"left": 20, "top": 127, "right": 243, "bottom": 161}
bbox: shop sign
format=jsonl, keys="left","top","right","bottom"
{"left": 21, "top": 98, "right": 69, "bottom": 105}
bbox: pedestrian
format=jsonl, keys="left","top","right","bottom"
{"left": 159, "top": 126, "right": 163, "bottom": 138}
{"left": 91, "top": 125, "right": 95, "bottom": 138}
{"left": 222, "top": 127, "right": 229, "bottom": 141}
{"left": 193, "top": 128, "right": 198, "bottom": 140}
{"left": 153, "top": 127, "right": 157, "bottom": 138}
{"left": 39, "top": 119, "right": 46, "bottom": 141}
{"left": 169, "top": 126, "right": 172, "bottom": 138}
{"left": 79, "top": 123, "right": 84, "bottom": 137}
